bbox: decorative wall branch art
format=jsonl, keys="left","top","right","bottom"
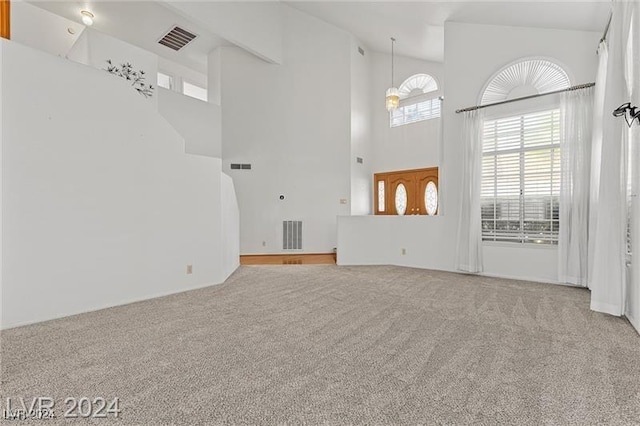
{"left": 613, "top": 102, "right": 640, "bottom": 128}
{"left": 104, "top": 59, "right": 155, "bottom": 98}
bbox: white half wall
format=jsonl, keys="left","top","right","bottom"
{"left": 1, "top": 40, "right": 238, "bottom": 329}
{"left": 66, "top": 28, "right": 158, "bottom": 103}
{"left": 338, "top": 216, "right": 560, "bottom": 284}
{"left": 158, "top": 87, "right": 222, "bottom": 158}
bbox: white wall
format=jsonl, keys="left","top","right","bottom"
{"left": 158, "top": 56, "right": 208, "bottom": 94}
{"left": 444, "top": 22, "right": 599, "bottom": 281}
{"left": 207, "top": 48, "right": 222, "bottom": 105}
{"left": 1, "top": 40, "right": 238, "bottom": 329}
{"left": 339, "top": 22, "right": 600, "bottom": 285}
{"left": 167, "top": 1, "right": 283, "bottom": 64}
{"left": 350, "top": 38, "right": 373, "bottom": 215}
{"left": 67, "top": 28, "right": 158, "bottom": 99}
{"left": 371, "top": 53, "right": 443, "bottom": 174}
{"left": 0, "top": 41, "right": 3, "bottom": 325}
{"left": 11, "top": 1, "right": 84, "bottom": 58}
{"left": 221, "top": 173, "right": 240, "bottom": 278}
{"left": 220, "top": 6, "right": 352, "bottom": 255}
{"left": 158, "top": 88, "right": 221, "bottom": 158}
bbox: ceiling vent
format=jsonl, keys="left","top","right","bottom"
{"left": 158, "top": 26, "right": 197, "bottom": 51}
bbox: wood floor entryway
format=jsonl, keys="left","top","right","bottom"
{"left": 240, "top": 253, "right": 336, "bottom": 265}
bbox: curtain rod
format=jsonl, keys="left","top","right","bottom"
{"left": 455, "top": 82, "right": 595, "bottom": 114}
{"left": 599, "top": 10, "right": 613, "bottom": 45}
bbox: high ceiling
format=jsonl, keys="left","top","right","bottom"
{"left": 29, "top": 1, "right": 231, "bottom": 73}
{"left": 26, "top": 1, "right": 611, "bottom": 71}
{"left": 286, "top": 1, "right": 611, "bottom": 62}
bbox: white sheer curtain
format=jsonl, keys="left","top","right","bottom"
{"left": 590, "top": 0, "right": 638, "bottom": 317}
{"left": 455, "top": 109, "right": 484, "bottom": 273}
{"left": 559, "top": 88, "right": 594, "bottom": 286}
{"left": 587, "top": 42, "right": 609, "bottom": 290}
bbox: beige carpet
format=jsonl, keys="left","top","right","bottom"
{"left": 2, "top": 265, "right": 640, "bottom": 425}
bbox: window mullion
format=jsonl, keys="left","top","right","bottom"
{"left": 519, "top": 115, "right": 525, "bottom": 244}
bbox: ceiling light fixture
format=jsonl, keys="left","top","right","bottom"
{"left": 385, "top": 37, "right": 400, "bottom": 112}
{"left": 80, "top": 10, "right": 94, "bottom": 26}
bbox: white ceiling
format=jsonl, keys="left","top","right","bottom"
{"left": 29, "top": 1, "right": 231, "bottom": 73}
{"left": 286, "top": 1, "right": 612, "bottom": 62}
{"left": 25, "top": 1, "right": 612, "bottom": 72}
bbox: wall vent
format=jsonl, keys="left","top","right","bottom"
{"left": 358, "top": 46, "right": 365, "bottom": 56}
{"left": 283, "top": 221, "right": 302, "bottom": 250}
{"left": 230, "top": 163, "right": 252, "bottom": 170}
{"left": 158, "top": 26, "right": 197, "bottom": 51}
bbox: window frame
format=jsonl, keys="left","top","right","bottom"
{"left": 390, "top": 73, "right": 440, "bottom": 128}
{"left": 390, "top": 95, "right": 442, "bottom": 128}
{"left": 481, "top": 106, "right": 561, "bottom": 245}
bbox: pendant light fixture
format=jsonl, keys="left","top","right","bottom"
{"left": 385, "top": 37, "right": 400, "bottom": 112}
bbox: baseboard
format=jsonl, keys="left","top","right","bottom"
{"left": 626, "top": 312, "right": 640, "bottom": 336}
{"left": 479, "top": 271, "right": 567, "bottom": 286}
{"left": 240, "top": 253, "right": 336, "bottom": 265}
{"left": 240, "top": 252, "right": 334, "bottom": 257}
{"left": 590, "top": 301, "right": 623, "bottom": 317}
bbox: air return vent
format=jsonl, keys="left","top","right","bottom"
{"left": 283, "top": 221, "right": 302, "bottom": 250}
{"left": 230, "top": 163, "right": 252, "bottom": 170}
{"left": 158, "top": 26, "right": 197, "bottom": 51}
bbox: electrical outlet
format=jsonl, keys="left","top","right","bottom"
{"left": 186, "top": 264, "right": 193, "bottom": 274}
{"left": 401, "top": 248, "right": 406, "bottom": 255}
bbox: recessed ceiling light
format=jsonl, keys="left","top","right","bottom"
{"left": 67, "top": 28, "right": 76, "bottom": 35}
{"left": 80, "top": 10, "right": 94, "bottom": 26}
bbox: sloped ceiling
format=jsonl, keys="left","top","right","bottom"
{"left": 29, "top": 1, "right": 232, "bottom": 73}
{"left": 286, "top": 1, "right": 611, "bottom": 62}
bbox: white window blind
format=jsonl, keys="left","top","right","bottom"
{"left": 183, "top": 81, "right": 208, "bottom": 102}
{"left": 157, "top": 72, "right": 173, "bottom": 90}
{"left": 391, "top": 97, "right": 441, "bottom": 127}
{"left": 481, "top": 109, "right": 560, "bottom": 244}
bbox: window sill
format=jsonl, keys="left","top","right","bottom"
{"left": 482, "top": 241, "right": 558, "bottom": 250}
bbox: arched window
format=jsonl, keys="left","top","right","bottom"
{"left": 481, "top": 59, "right": 570, "bottom": 105}
{"left": 398, "top": 74, "right": 438, "bottom": 99}
{"left": 480, "top": 58, "right": 570, "bottom": 245}
{"left": 391, "top": 73, "right": 441, "bottom": 127}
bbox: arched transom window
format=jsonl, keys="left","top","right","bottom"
{"left": 391, "top": 73, "right": 441, "bottom": 127}
{"left": 481, "top": 59, "right": 571, "bottom": 105}
{"left": 398, "top": 74, "right": 438, "bottom": 99}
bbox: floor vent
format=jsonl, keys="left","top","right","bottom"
{"left": 158, "top": 26, "right": 197, "bottom": 51}
{"left": 283, "top": 221, "right": 302, "bottom": 250}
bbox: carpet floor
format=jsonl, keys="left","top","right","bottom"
{"left": 1, "top": 265, "right": 640, "bottom": 425}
